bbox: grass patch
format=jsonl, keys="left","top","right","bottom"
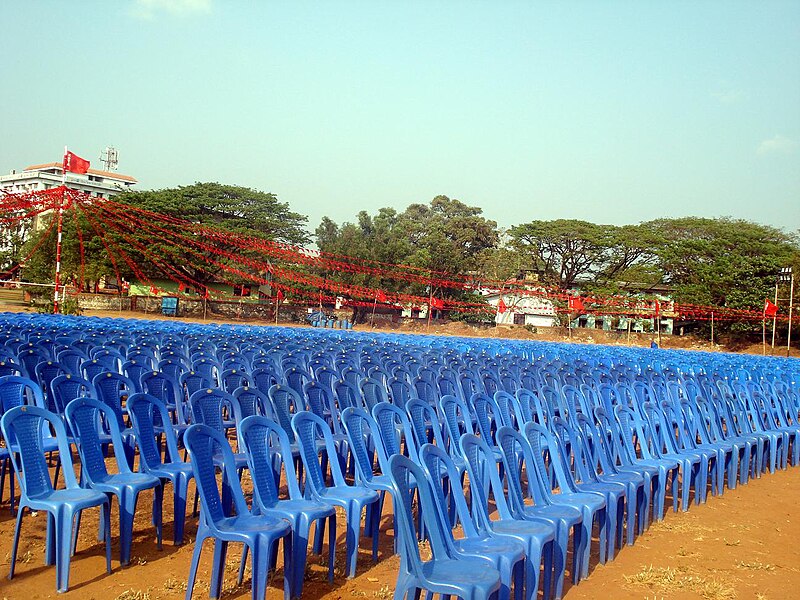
{"left": 114, "top": 590, "right": 151, "bottom": 600}
{"left": 736, "top": 560, "right": 775, "bottom": 571}
{"left": 624, "top": 564, "right": 736, "bottom": 600}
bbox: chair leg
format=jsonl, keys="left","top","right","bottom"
{"left": 9, "top": 504, "right": 25, "bottom": 579}
{"left": 173, "top": 475, "right": 189, "bottom": 545}
{"left": 185, "top": 536, "right": 205, "bottom": 600}
{"left": 345, "top": 504, "right": 362, "bottom": 578}
{"left": 210, "top": 539, "right": 228, "bottom": 599}
{"left": 153, "top": 484, "right": 164, "bottom": 550}
{"left": 56, "top": 508, "right": 75, "bottom": 592}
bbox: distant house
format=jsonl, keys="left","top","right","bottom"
{"left": 483, "top": 291, "right": 558, "bottom": 328}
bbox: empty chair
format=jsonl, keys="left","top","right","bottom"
{"left": 419, "top": 443, "right": 527, "bottom": 600}
{"left": 127, "top": 393, "right": 195, "bottom": 545}
{"left": 291, "top": 410, "right": 380, "bottom": 578}
{"left": 184, "top": 423, "right": 293, "bottom": 600}
{"left": 0, "top": 405, "right": 112, "bottom": 592}
{"left": 64, "top": 398, "right": 163, "bottom": 565}
{"left": 239, "top": 415, "right": 337, "bottom": 597}
{"left": 387, "top": 453, "right": 503, "bottom": 600}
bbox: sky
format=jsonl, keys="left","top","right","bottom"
{"left": 1, "top": 0, "right": 799, "bottom": 237}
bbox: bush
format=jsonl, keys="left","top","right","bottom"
{"left": 36, "top": 297, "right": 82, "bottom": 315}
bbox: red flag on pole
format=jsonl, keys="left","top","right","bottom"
{"left": 655, "top": 299, "right": 661, "bottom": 316}
{"left": 377, "top": 290, "right": 388, "bottom": 303}
{"left": 276, "top": 289, "right": 284, "bottom": 302}
{"left": 149, "top": 285, "right": 159, "bottom": 296}
{"left": 568, "top": 296, "right": 585, "bottom": 312}
{"left": 430, "top": 297, "right": 444, "bottom": 310}
{"left": 64, "top": 151, "right": 90, "bottom": 174}
{"left": 764, "top": 298, "right": 778, "bottom": 318}
{"left": 497, "top": 297, "right": 507, "bottom": 314}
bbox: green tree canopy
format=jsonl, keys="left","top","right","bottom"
{"left": 20, "top": 182, "right": 310, "bottom": 290}
{"left": 645, "top": 217, "right": 799, "bottom": 314}
{"left": 316, "top": 195, "right": 499, "bottom": 298}
{"left": 508, "top": 219, "right": 659, "bottom": 289}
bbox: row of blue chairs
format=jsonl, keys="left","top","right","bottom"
{"left": 0, "top": 312, "right": 798, "bottom": 599}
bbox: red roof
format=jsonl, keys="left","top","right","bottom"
{"left": 23, "top": 162, "right": 138, "bottom": 183}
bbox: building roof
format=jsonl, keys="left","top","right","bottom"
{"left": 23, "top": 162, "right": 138, "bottom": 183}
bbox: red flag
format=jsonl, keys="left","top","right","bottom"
{"left": 430, "top": 297, "right": 444, "bottom": 310}
{"left": 149, "top": 285, "right": 159, "bottom": 296}
{"left": 64, "top": 151, "right": 90, "bottom": 174}
{"left": 497, "top": 297, "right": 507, "bottom": 314}
{"left": 568, "top": 296, "right": 584, "bottom": 312}
{"left": 764, "top": 298, "right": 778, "bottom": 318}
{"left": 377, "top": 290, "right": 388, "bottom": 303}
{"left": 276, "top": 289, "right": 284, "bottom": 302}
{"left": 178, "top": 282, "right": 186, "bottom": 292}
{"left": 655, "top": 299, "right": 661, "bottom": 316}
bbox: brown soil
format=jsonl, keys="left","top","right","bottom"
{"left": 1, "top": 305, "right": 798, "bottom": 599}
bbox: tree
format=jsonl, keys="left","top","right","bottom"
{"left": 645, "top": 217, "right": 799, "bottom": 329}
{"left": 108, "top": 182, "right": 310, "bottom": 289}
{"left": 508, "top": 219, "right": 659, "bottom": 288}
{"left": 316, "top": 196, "right": 499, "bottom": 321}
{"left": 19, "top": 183, "right": 310, "bottom": 292}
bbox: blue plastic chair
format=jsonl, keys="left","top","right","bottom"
{"left": 239, "top": 415, "right": 336, "bottom": 597}
{"left": 291, "top": 410, "right": 380, "bottom": 578}
{"left": 522, "top": 422, "right": 609, "bottom": 580}
{"left": 1, "top": 405, "right": 112, "bottom": 592}
{"left": 64, "top": 397, "right": 164, "bottom": 565}
{"left": 387, "top": 453, "right": 503, "bottom": 600}
{"left": 127, "top": 393, "right": 196, "bottom": 545}
{"left": 184, "top": 423, "right": 294, "bottom": 600}
{"left": 419, "top": 443, "right": 527, "bottom": 600}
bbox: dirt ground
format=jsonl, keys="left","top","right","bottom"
{"left": 0, "top": 306, "right": 798, "bottom": 599}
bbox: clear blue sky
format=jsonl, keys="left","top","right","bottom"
{"left": 2, "top": 1, "right": 798, "bottom": 236}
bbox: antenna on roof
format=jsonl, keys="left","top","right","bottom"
{"left": 99, "top": 146, "right": 118, "bottom": 171}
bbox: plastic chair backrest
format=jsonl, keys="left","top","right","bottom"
{"left": 1, "top": 405, "right": 79, "bottom": 498}
{"left": 291, "top": 411, "right": 348, "bottom": 492}
{"left": 127, "top": 393, "right": 182, "bottom": 469}
{"left": 268, "top": 384, "right": 304, "bottom": 442}
{"left": 355, "top": 377, "right": 384, "bottom": 410}
{"left": 50, "top": 373, "right": 96, "bottom": 414}
{"left": 341, "top": 406, "right": 389, "bottom": 484}
{"left": 65, "top": 397, "right": 133, "bottom": 482}
{"left": 0, "top": 375, "right": 45, "bottom": 412}
{"left": 240, "top": 415, "right": 305, "bottom": 509}
{"left": 190, "top": 388, "right": 233, "bottom": 433}
{"left": 184, "top": 424, "right": 250, "bottom": 523}
{"left": 372, "top": 401, "right": 420, "bottom": 462}
{"left": 93, "top": 371, "right": 136, "bottom": 430}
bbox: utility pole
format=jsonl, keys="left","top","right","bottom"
{"left": 781, "top": 267, "right": 794, "bottom": 357}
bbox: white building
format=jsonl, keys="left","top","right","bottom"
{"left": 485, "top": 291, "right": 558, "bottom": 328}
{"left": 0, "top": 162, "right": 137, "bottom": 199}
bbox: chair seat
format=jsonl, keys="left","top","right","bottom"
{"left": 491, "top": 518, "right": 556, "bottom": 541}
{"left": 95, "top": 472, "right": 160, "bottom": 491}
{"left": 29, "top": 487, "right": 108, "bottom": 508}
{"left": 215, "top": 513, "right": 291, "bottom": 536}
{"left": 149, "top": 461, "right": 194, "bottom": 480}
{"left": 270, "top": 499, "right": 336, "bottom": 521}
{"left": 420, "top": 556, "right": 501, "bottom": 586}
{"left": 320, "top": 485, "right": 379, "bottom": 503}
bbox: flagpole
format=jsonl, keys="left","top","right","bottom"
{"left": 710, "top": 312, "right": 714, "bottom": 345}
{"left": 656, "top": 301, "right": 662, "bottom": 348}
{"left": 370, "top": 294, "right": 378, "bottom": 328}
{"left": 274, "top": 293, "right": 279, "bottom": 325}
{"left": 787, "top": 271, "right": 794, "bottom": 358}
{"left": 771, "top": 280, "right": 779, "bottom": 354}
{"left": 53, "top": 146, "right": 68, "bottom": 314}
{"left": 427, "top": 282, "right": 433, "bottom": 332}
{"left": 762, "top": 313, "right": 767, "bottom": 355}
